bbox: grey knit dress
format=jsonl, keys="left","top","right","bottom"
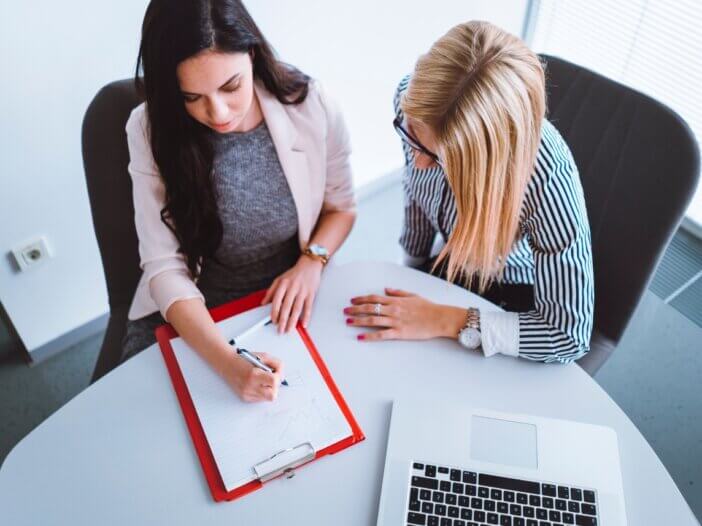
{"left": 121, "top": 121, "right": 300, "bottom": 361}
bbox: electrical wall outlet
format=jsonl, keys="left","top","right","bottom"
{"left": 11, "top": 236, "right": 52, "bottom": 271}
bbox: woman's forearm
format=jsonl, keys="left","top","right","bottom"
{"left": 165, "top": 297, "right": 233, "bottom": 376}
{"left": 308, "top": 210, "right": 356, "bottom": 256}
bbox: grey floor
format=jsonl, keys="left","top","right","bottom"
{"left": 1, "top": 180, "right": 701, "bottom": 521}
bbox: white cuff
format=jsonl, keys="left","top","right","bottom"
{"left": 480, "top": 310, "right": 520, "bottom": 357}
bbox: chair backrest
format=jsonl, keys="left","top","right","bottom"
{"left": 541, "top": 54, "right": 700, "bottom": 344}
{"left": 82, "top": 79, "right": 144, "bottom": 378}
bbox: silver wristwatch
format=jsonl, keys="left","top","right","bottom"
{"left": 458, "top": 308, "right": 481, "bottom": 350}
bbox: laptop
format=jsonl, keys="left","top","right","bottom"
{"left": 376, "top": 400, "right": 627, "bottom": 526}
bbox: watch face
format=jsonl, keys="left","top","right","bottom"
{"left": 309, "top": 244, "right": 328, "bottom": 257}
{"left": 459, "top": 328, "right": 481, "bottom": 350}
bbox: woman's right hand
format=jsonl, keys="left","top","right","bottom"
{"left": 223, "top": 352, "right": 284, "bottom": 403}
{"left": 162, "top": 299, "right": 284, "bottom": 402}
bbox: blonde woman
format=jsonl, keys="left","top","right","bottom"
{"left": 344, "top": 21, "right": 594, "bottom": 363}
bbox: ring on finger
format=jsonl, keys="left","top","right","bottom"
{"left": 374, "top": 303, "right": 382, "bottom": 316}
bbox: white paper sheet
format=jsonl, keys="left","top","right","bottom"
{"left": 170, "top": 305, "right": 352, "bottom": 491}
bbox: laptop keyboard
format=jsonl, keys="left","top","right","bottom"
{"left": 406, "top": 461, "right": 599, "bottom": 526}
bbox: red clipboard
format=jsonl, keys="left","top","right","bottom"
{"left": 155, "top": 289, "right": 365, "bottom": 502}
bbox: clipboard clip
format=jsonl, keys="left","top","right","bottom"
{"left": 253, "top": 442, "right": 316, "bottom": 482}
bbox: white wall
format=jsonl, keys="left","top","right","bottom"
{"left": 247, "top": 0, "right": 528, "bottom": 186}
{"left": 0, "top": 0, "right": 526, "bottom": 355}
{"left": 0, "top": 0, "right": 149, "bottom": 354}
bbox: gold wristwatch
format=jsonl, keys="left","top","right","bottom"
{"left": 303, "top": 244, "right": 330, "bottom": 265}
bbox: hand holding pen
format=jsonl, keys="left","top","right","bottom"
{"left": 232, "top": 345, "right": 289, "bottom": 387}
{"left": 227, "top": 343, "right": 286, "bottom": 402}
{"left": 227, "top": 315, "right": 288, "bottom": 402}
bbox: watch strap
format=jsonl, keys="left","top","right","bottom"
{"left": 460, "top": 308, "right": 481, "bottom": 334}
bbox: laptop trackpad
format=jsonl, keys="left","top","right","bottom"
{"left": 470, "top": 415, "right": 538, "bottom": 469}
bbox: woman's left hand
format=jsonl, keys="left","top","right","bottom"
{"left": 262, "top": 256, "right": 323, "bottom": 332}
{"left": 343, "top": 288, "right": 467, "bottom": 341}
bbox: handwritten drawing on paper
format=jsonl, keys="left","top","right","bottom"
{"left": 170, "top": 306, "right": 351, "bottom": 491}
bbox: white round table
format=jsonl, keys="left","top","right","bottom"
{"left": 0, "top": 262, "right": 696, "bottom": 525}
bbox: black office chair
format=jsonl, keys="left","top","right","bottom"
{"left": 82, "top": 80, "right": 144, "bottom": 382}
{"left": 541, "top": 54, "right": 700, "bottom": 375}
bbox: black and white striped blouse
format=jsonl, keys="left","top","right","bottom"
{"left": 395, "top": 75, "right": 594, "bottom": 363}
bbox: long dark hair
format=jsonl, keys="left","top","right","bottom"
{"left": 136, "top": 0, "right": 309, "bottom": 276}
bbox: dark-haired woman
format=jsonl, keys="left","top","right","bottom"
{"left": 122, "top": 0, "right": 356, "bottom": 402}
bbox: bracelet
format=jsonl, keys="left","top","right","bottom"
{"left": 302, "top": 248, "right": 329, "bottom": 266}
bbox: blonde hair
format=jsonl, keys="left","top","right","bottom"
{"left": 402, "top": 21, "right": 545, "bottom": 291}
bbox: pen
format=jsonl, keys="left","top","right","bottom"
{"left": 229, "top": 315, "right": 288, "bottom": 386}
{"left": 229, "top": 326, "right": 288, "bottom": 385}
{"left": 228, "top": 341, "right": 289, "bottom": 387}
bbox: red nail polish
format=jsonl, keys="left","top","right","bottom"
{"left": 343, "top": 307, "right": 351, "bottom": 314}
{"left": 357, "top": 334, "right": 365, "bottom": 341}
{"left": 346, "top": 318, "right": 353, "bottom": 324}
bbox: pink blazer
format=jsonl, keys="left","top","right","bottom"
{"left": 125, "top": 81, "right": 355, "bottom": 320}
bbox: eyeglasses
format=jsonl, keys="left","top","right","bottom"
{"left": 393, "top": 116, "right": 442, "bottom": 166}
